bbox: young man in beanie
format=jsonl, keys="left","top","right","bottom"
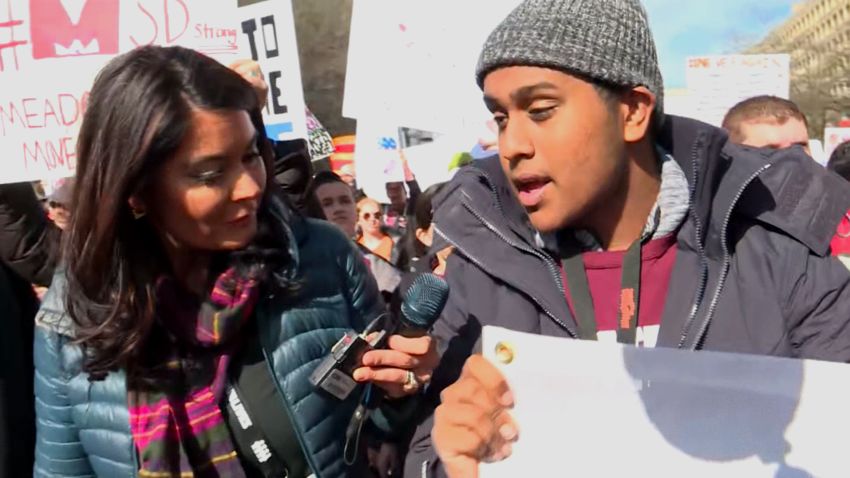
{"left": 405, "top": 0, "right": 850, "bottom": 476}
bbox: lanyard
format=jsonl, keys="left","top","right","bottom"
{"left": 560, "top": 237, "right": 642, "bottom": 344}
{"left": 225, "top": 379, "right": 292, "bottom": 478}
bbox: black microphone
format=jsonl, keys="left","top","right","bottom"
{"left": 309, "top": 273, "right": 449, "bottom": 401}
{"left": 396, "top": 272, "right": 450, "bottom": 338}
{"left": 341, "top": 273, "right": 450, "bottom": 466}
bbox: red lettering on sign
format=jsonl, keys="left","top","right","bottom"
{"left": 0, "top": 93, "right": 88, "bottom": 136}
{"left": 0, "top": 1, "right": 27, "bottom": 71}
{"left": 0, "top": 100, "right": 26, "bottom": 135}
{"left": 29, "top": 0, "right": 120, "bottom": 59}
{"left": 165, "top": 0, "right": 189, "bottom": 43}
{"left": 21, "top": 97, "right": 42, "bottom": 128}
{"left": 23, "top": 136, "right": 76, "bottom": 172}
{"left": 58, "top": 93, "right": 81, "bottom": 125}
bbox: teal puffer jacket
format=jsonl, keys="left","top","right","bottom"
{"left": 33, "top": 216, "right": 385, "bottom": 478}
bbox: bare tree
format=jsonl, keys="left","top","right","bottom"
{"left": 788, "top": 32, "right": 850, "bottom": 136}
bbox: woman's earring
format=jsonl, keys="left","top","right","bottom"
{"left": 132, "top": 208, "right": 146, "bottom": 220}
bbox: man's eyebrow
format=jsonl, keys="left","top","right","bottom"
{"left": 510, "top": 82, "right": 559, "bottom": 104}
{"left": 483, "top": 95, "right": 501, "bottom": 112}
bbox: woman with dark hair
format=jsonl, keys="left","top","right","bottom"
{"left": 402, "top": 182, "right": 451, "bottom": 277}
{"left": 33, "top": 46, "right": 436, "bottom": 478}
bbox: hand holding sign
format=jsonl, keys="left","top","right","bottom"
{"left": 432, "top": 355, "right": 519, "bottom": 478}
{"left": 230, "top": 59, "right": 268, "bottom": 109}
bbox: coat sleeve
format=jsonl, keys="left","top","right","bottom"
{"left": 0, "top": 182, "right": 59, "bottom": 287}
{"left": 33, "top": 318, "right": 94, "bottom": 477}
{"left": 784, "top": 251, "right": 850, "bottom": 362}
{"left": 404, "top": 253, "right": 481, "bottom": 478}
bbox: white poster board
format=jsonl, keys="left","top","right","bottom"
{"left": 824, "top": 127, "right": 850, "bottom": 162}
{"left": 682, "top": 54, "right": 790, "bottom": 127}
{"left": 481, "top": 326, "right": 849, "bottom": 477}
{"left": 343, "top": 0, "right": 521, "bottom": 135}
{"left": 354, "top": 119, "right": 468, "bottom": 202}
{"left": 0, "top": 0, "right": 305, "bottom": 184}
{"left": 354, "top": 120, "right": 403, "bottom": 204}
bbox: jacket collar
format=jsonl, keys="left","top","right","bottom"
{"left": 659, "top": 115, "right": 850, "bottom": 258}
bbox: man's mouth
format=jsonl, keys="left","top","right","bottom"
{"left": 514, "top": 176, "right": 551, "bottom": 208}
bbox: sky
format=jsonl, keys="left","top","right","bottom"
{"left": 644, "top": 0, "right": 800, "bottom": 88}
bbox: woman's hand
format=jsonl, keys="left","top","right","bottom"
{"left": 229, "top": 59, "right": 268, "bottom": 110}
{"left": 352, "top": 334, "right": 438, "bottom": 398}
{"left": 432, "top": 355, "right": 518, "bottom": 478}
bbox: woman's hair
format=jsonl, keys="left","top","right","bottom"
{"left": 404, "top": 182, "right": 447, "bottom": 261}
{"left": 828, "top": 141, "right": 850, "bottom": 182}
{"left": 64, "top": 45, "right": 291, "bottom": 378}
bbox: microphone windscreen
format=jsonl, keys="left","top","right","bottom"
{"left": 400, "top": 273, "right": 450, "bottom": 331}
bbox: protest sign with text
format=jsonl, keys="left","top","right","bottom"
{"left": 0, "top": 0, "right": 305, "bottom": 184}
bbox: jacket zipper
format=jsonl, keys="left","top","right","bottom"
{"left": 689, "top": 163, "right": 772, "bottom": 349}
{"left": 259, "top": 338, "right": 322, "bottom": 477}
{"left": 677, "top": 137, "right": 711, "bottom": 348}
{"left": 434, "top": 195, "right": 577, "bottom": 338}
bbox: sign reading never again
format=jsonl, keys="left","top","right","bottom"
{"left": 0, "top": 0, "right": 306, "bottom": 184}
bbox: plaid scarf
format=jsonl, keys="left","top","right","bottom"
{"left": 128, "top": 264, "right": 265, "bottom": 478}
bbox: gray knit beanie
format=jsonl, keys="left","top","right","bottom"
{"left": 476, "top": 0, "right": 664, "bottom": 113}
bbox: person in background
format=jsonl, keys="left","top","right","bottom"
{"left": 721, "top": 95, "right": 811, "bottom": 155}
{"left": 33, "top": 46, "right": 436, "bottom": 478}
{"left": 384, "top": 151, "right": 421, "bottom": 235}
{"left": 407, "top": 0, "right": 850, "bottom": 476}
{"left": 358, "top": 197, "right": 399, "bottom": 264}
{"left": 402, "top": 182, "right": 451, "bottom": 278}
{"left": 828, "top": 141, "right": 850, "bottom": 259}
{"left": 309, "top": 171, "right": 358, "bottom": 238}
{"left": 828, "top": 141, "right": 850, "bottom": 181}
{"left": 339, "top": 164, "right": 358, "bottom": 190}
{"left": 44, "top": 177, "right": 74, "bottom": 231}
{"left": 231, "top": 59, "right": 317, "bottom": 214}
{"left": 0, "top": 181, "right": 59, "bottom": 477}
{"left": 307, "top": 173, "right": 401, "bottom": 303}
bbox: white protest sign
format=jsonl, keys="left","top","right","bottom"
{"left": 824, "top": 127, "right": 850, "bottom": 162}
{"left": 344, "top": 0, "right": 521, "bottom": 134}
{"left": 236, "top": 0, "right": 306, "bottom": 143}
{"left": 0, "top": 0, "right": 305, "bottom": 184}
{"left": 682, "top": 54, "right": 790, "bottom": 127}
{"left": 481, "top": 326, "right": 849, "bottom": 477}
{"left": 354, "top": 120, "right": 402, "bottom": 203}
{"left": 400, "top": 135, "right": 470, "bottom": 192}
{"left": 808, "top": 139, "right": 826, "bottom": 167}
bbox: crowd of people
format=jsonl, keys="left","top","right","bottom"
{"left": 3, "top": 0, "right": 850, "bottom": 477}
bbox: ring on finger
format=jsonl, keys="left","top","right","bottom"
{"left": 402, "top": 370, "right": 420, "bottom": 393}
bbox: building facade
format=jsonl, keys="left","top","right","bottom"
{"left": 747, "top": 0, "right": 850, "bottom": 98}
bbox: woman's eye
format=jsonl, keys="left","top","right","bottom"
{"left": 194, "top": 170, "right": 223, "bottom": 185}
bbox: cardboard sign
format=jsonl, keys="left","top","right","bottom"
{"left": 682, "top": 54, "right": 790, "bottom": 127}
{"left": 0, "top": 0, "right": 305, "bottom": 184}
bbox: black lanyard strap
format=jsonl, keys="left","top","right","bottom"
{"left": 560, "top": 237, "right": 642, "bottom": 344}
{"left": 226, "top": 379, "right": 291, "bottom": 478}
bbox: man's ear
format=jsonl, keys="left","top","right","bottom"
{"left": 621, "top": 86, "right": 656, "bottom": 144}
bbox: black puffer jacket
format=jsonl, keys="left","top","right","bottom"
{"left": 0, "top": 182, "right": 58, "bottom": 477}
{"left": 405, "top": 115, "right": 850, "bottom": 477}
{"left": 0, "top": 182, "right": 58, "bottom": 286}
